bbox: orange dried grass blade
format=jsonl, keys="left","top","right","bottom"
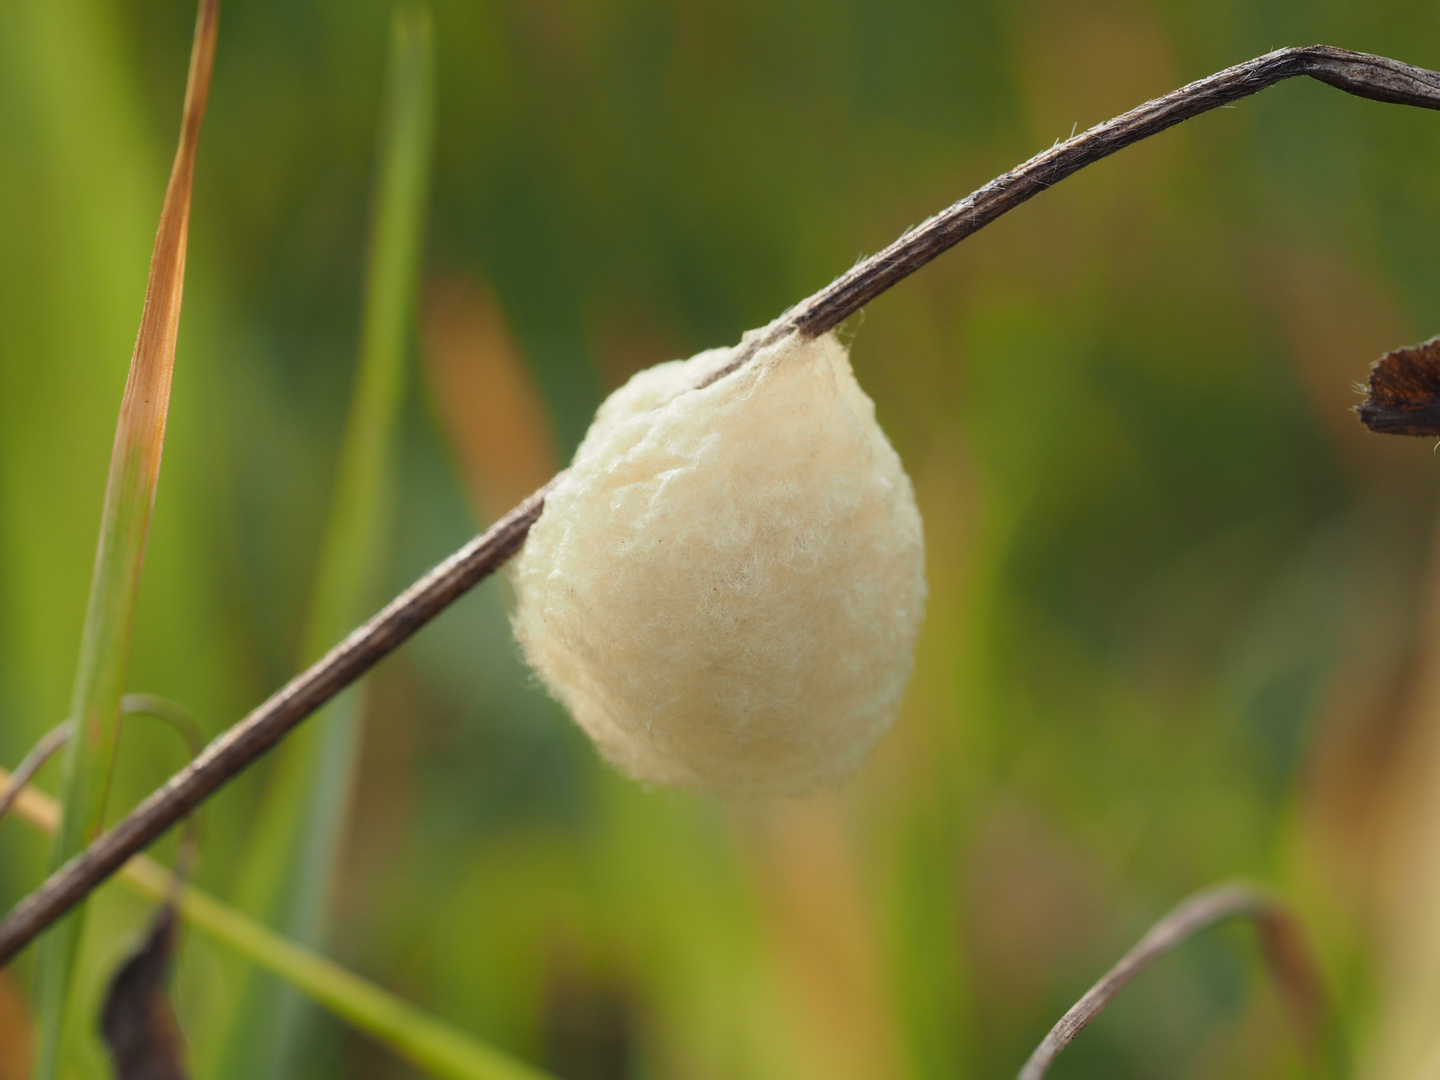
{"left": 32, "top": 3, "right": 219, "bottom": 1077}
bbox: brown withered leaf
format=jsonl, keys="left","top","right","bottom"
{"left": 1357, "top": 336, "right": 1440, "bottom": 435}
{"left": 99, "top": 907, "right": 187, "bottom": 1080}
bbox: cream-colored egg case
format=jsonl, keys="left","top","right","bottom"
{"left": 510, "top": 330, "right": 926, "bottom": 796}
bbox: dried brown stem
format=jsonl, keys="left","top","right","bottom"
{"left": 4, "top": 44, "right": 1440, "bottom": 967}
{"left": 0, "top": 485, "right": 548, "bottom": 966}
{"left": 701, "top": 45, "right": 1440, "bottom": 385}
{"left": 1016, "top": 883, "right": 1330, "bottom": 1080}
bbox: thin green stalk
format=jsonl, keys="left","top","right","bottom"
{"left": 31, "top": 3, "right": 217, "bottom": 1077}
{"left": 174, "top": 885, "right": 552, "bottom": 1080}
{"left": 205, "top": 8, "right": 435, "bottom": 1078}
{"left": 1, "top": 765, "right": 553, "bottom": 1080}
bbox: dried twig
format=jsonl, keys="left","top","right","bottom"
{"left": 702, "top": 44, "right": 1440, "bottom": 384}
{"left": 1017, "top": 883, "right": 1331, "bottom": 1080}
{"left": 0, "top": 486, "right": 548, "bottom": 966}
{"left": 4, "top": 45, "right": 1440, "bottom": 968}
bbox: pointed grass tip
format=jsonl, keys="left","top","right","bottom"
{"left": 1357, "top": 336, "right": 1440, "bottom": 436}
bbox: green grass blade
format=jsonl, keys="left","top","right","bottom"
{"left": 30, "top": 4, "right": 218, "bottom": 1077}
{"left": 202, "top": 8, "right": 436, "bottom": 1077}
{"left": 1, "top": 766, "right": 554, "bottom": 1080}
{"left": 175, "top": 885, "right": 552, "bottom": 1080}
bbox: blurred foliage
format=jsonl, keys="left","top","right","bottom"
{"left": 5, "top": 1, "right": 1440, "bottom": 1078}
{"left": 206, "top": 12, "right": 433, "bottom": 1080}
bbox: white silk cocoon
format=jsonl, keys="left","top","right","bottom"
{"left": 510, "top": 330, "right": 926, "bottom": 796}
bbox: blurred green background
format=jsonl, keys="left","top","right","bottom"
{"left": 5, "top": 1, "right": 1440, "bottom": 1078}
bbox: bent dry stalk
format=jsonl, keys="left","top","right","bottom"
{"left": 4, "top": 44, "right": 1440, "bottom": 968}
{"left": 1016, "top": 883, "right": 1333, "bottom": 1080}
{"left": 0, "top": 724, "right": 72, "bottom": 830}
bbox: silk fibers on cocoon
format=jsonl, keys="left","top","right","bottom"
{"left": 510, "top": 330, "right": 926, "bottom": 796}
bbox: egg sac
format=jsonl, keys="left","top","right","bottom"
{"left": 510, "top": 329, "right": 926, "bottom": 797}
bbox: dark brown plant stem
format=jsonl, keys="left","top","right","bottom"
{"left": 700, "top": 44, "right": 1440, "bottom": 385}
{"left": 0, "top": 724, "right": 73, "bottom": 831}
{"left": 1016, "top": 883, "right": 1331, "bottom": 1080}
{"left": 4, "top": 44, "right": 1440, "bottom": 968}
{"left": 0, "top": 485, "right": 549, "bottom": 967}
